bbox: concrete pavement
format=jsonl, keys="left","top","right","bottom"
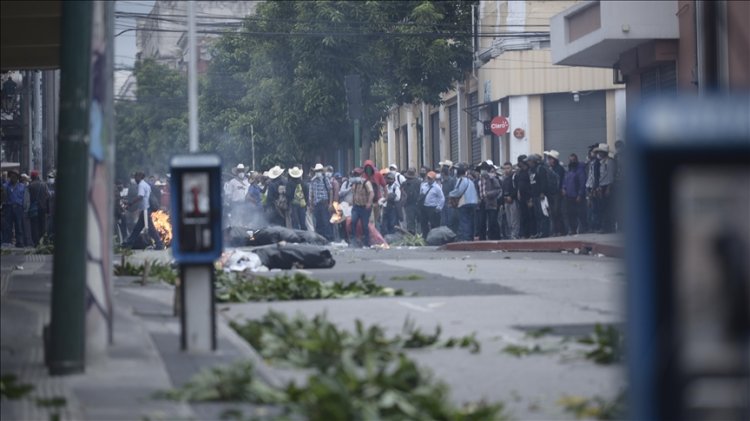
{"left": 1, "top": 234, "right": 625, "bottom": 420}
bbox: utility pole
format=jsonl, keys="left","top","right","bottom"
{"left": 251, "top": 124, "right": 255, "bottom": 172}
{"left": 48, "top": 0, "right": 92, "bottom": 376}
{"left": 187, "top": 1, "right": 198, "bottom": 152}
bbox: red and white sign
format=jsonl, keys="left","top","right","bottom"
{"left": 490, "top": 116, "right": 509, "bottom": 136}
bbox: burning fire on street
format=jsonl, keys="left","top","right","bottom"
{"left": 151, "top": 210, "right": 172, "bottom": 246}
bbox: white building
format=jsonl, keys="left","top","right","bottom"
{"left": 136, "top": 1, "right": 260, "bottom": 73}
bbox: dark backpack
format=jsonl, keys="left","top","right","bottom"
{"left": 275, "top": 184, "right": 288, "bottom": 212}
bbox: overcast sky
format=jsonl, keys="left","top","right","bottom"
{"left": 115, "top": 0, "right": 155, "bottom": 69}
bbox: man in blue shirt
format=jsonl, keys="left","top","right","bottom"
{"left": 448, "top": 163, "right": 478, "bottom": 242}
{"left": 2, "top": 170, "right": 28, "bottom": 247}
{"left": 419, "top": 171, "right": 444, "bottom": 237}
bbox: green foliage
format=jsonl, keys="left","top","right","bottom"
{"left": 391, "top": 233, "right": 427, "bottom": 247}
{"left": 116, "top": 1, "right": 474, "bottom": 174}
{"left": 501, "top": 344, "right": 549, "bottom": 357}
{"left": 577, "top": 324, "right": 624, "bottom": 365}
{"left": 558, "top": 391, "right": 627, "bottom": 420}
{"left": 26, "top": 235, "right": 54, "bottom": 255}
{"left": 0, "top": 374, "right": 34, "bottom": 399}
{"left": 113, "top": 260, "right": 177, "bottom": 285}
{"left": 166, "top": 311, "right": 504, "bottom": 421}
{"left": 229, "top": 311, "right": 480, "bottom": 371}
{"left": 215, "top": 272, "right": 403, "bottom": 302}
{"left": 390, "top": 274, "right": 424, "bottom": 281}
{"left": 524, "top": 327, "right": 554, "bottom": 339}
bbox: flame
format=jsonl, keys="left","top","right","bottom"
{"left": 150, "top": 210, "right": 172, "bottom": 246}
{"left": 329, "top": 201, "right": 343, "bottom": 224}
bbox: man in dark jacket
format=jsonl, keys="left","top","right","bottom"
{"left": 27, "top": 170, "right": 50, "bottom": 246}
{"left": 515, "top": 155, "right": 533, "bottom": 238}
{"left": 402, "top": 168, "right": 422, "bottom": 234}
{"left": 527, "top": 154, "right": 550, "bottom": 238}
{"left": 500, "top": 162, "right": 519, "bottom": 239}
{"left": 476, "top": 161, "right": 501, "bottom": 240}
{"left": 562, "top": 153, "right": 587, "bottom": 235}
{"left": 545, "top": 150, "right": 566, "bottom": 236}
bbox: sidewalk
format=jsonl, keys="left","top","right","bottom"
{"left": 440, "top": 233, "right": 623, "bottom": 257}
{"left": 0, "top": 251, "right": 278, "bottom": 421}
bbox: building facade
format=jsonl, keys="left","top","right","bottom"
{"left": 372, "top": 0, "right": 625, "bottom": 170}
{"left": 136, "top": 1, "right": 260, "bottom": 73}
{"left": 550, "top": 0, "right": 750, "bottom": 106}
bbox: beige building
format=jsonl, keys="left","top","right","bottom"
{"left": 372, "top": 0, "right": 625, "bottom": 170}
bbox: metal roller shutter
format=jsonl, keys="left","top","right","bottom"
{"left": 431, "top": 112, "right": 440, "bottom": 167}
{"left": 468, "top": 93, "right": 481, "bottom": 164}
{"left": 543, "top": 91, "right": 606, "bottom": 162}
{"left": 449, "top": 104, "right": 458, "bottom": 163}
{"left": 641, "top": 62, "right": 677, "bottom": 101}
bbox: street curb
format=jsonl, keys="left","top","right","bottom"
{"left": 439, "top": 239, "right": 623, "bottom": 257}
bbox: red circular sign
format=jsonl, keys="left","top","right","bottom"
{"left": 490, "top": 116, "right": 509, "bottom": 136}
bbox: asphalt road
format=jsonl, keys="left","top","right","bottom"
{"left": 219, "top": 246, "right": 626, "bottom": 420}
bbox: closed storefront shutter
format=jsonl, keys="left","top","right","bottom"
{"left": 449, "top": 104, "right": 458, "bottom": 163}
{"left": 469, "top": 92, "right": 481, "bottom": 164}
{"left": 543, "top": 91, "right": 606, "bottom": 161}
{"left": 431, "top": 112, "right": 440, "bottom": 167}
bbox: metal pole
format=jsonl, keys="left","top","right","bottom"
{"left": 48, "top": 0, "right": 92, "bottom": 376}
{"left": 187, "top": 2, "right": 198, "bottom": 152}
{"left": 251, "top": 124, "right": 255, "bottom": 172}
{"left": 353, "top": 119, "right": 361, "bottom": 166}
{"left": 34, "top": 71, "right": 43, "bottom": 170}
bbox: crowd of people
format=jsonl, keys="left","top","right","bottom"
{"left": 1, "top": 169, "right": 55, "bottom": 248}
{"left": 221, "top": 140, "right": 624, "bottom": 247}
{"left": 2, "top": 141, "right": 622, "bottom": 249}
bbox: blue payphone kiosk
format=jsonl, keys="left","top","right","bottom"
{"left": 169, "top": 153, "right": 223, "bottom": 352}
{"left": 627, "top": 95, "right": 749, "bottom": 420}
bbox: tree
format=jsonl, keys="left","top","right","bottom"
{"left": 203, "top": 0, "right": 475, "bottom": 168}
{"left": 114, "top": 59, "right": 188, "bottom": 180}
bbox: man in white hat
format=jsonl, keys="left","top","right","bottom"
{"left": 287, "top": 166, "right": 308, "bottom": 230}
{"left": 544, "top": 150, "right": 566, "bottom": 236}
{"left": 224, "top": 163, "right": 251, "bottom": 226}
{"left": 264, "top": 165, "right": 288, "bottom": 227}
{"left": 308, "top": 163, "right": 333, "bottom": 240}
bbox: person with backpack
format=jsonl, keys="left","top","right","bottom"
{"left": 362, "top": 160, "right": 386, "bottom": 228}
{"left": 308, "top": 163, "right": 333, "bottom": 241}
{"left": 349, "top": 167, "right": 374, "bottom": 247}
{"left": 121, "top": 171, "right": 164, "bottom": 250}
{"left": 264, "top": 165, "right": 288, "bottom": 227}
{"left": 544, "top": 150, "right": 566, "bottom": 236}
{"left": 287, "top": 166, "right": 308, "bottom": 231}
{"left": 527, "top": 154, "right": 550, "bottom": 238}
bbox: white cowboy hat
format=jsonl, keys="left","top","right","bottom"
{"left": 288, "top": 166, "right": 303, "bottom": 178}
{"left": 231, "top": 163, "right": 247, "bottom": 175}
{"left": 546, "top": 150, "right": 560, "bottom": 160}
{"left": 438, "top": 159, "right": 453, "bottom": 167}
{"left": 594, "top": 143, "right": 610, "bottom": 153}
{"left": 484, "top": 159, "right": 494, "bottom": 167}
{"left": 312, "top": 163, "right": 325, "bottom": 172}
{"left": 267, "top": 166, "right": 284, "bottom": 179}
{"left": 389, "top": 163, "right": 398, "bottom": 171}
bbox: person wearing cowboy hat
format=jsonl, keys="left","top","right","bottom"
{"left": 544, "top": 150, "right": 566, "bottom": 236}
{"left": 594, "top": 143, "right": 616, "bottom": 233}
{"left": 438, "top": 159, "right": 458, "bottom": 231}
{"left": 2, "top": 169, "right": 29, "bottom": 247}
{"left": 264, "top": 165, "right": 289, "bottom": 227}
{"left": 307, "top": 163, "right": 333, "bottom": 240}
{"left": 286, "top": 166, "right": 308, "bottom": 230}
{"left": 223, "top": 163, "right": 251, "bottom": 227}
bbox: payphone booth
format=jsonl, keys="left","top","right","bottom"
{"left": 169, "top": 154, "right": 223, "bottom": 352}
{"left": 627, "top": 95, "right": 749, "bottom": 421}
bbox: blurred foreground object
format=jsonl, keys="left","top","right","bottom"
{"left": 627, "top": 95, "right": 749, "bottom": 421}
